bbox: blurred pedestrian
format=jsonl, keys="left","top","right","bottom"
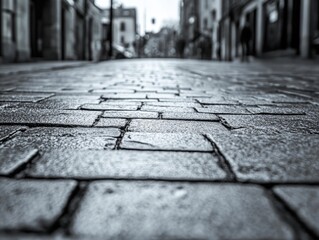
{"left": 240, "top": 21, "right": 252, "bottom": 62}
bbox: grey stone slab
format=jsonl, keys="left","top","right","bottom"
{"left": 71, "top": 181, "right": 293, "bottom": 239}
{"left": 101, "top": 93, "right": 147, "bottom": 99}
{"left": 0, "top": 109, "right": 100, "bottom": 127}
{"left": 0, "top": 148, "right": 38, "bottom": 175}
{"left": 3, "top": 136, "right": 117, "bottom": 151}
{"left": 21, "top": 127, "right": 121, "bottom": 137}
{"left": 220, "top": 115, "right": 319, "bottom": 134}
{"left": 0, "top": 92, "right": 54, "bottom": 102}
{"left": 247, "top": 106, "right": 306, "bottom": 115}
{"left": 102, "top": 111, "right": 158, "bottom": 119}
{"left": 162, "top": 112, "right": 219, "bottom": 121}
{"left": 208, "top": 133, "right": 319, "bottom": 182}
{"left": 96, "top": 118, "right": 127, "bottom": 128}
{"left": 144, "top": 101, "right": 201, "bottom": 107}
{"left": 129, "top": 119, "right": 227, "bottom": 133}
{"left": 121, "top": 133, "right": 213, "bottom": 151}
{"left": 3, "top": 128, "right": 120, "bottom": 151}
{"left": 27, "top": 150, "right": 226, "bottom": 180}
{"left": 196, "top": 106, "right": 250, "bottom": 114}
{"left": 0, "top": 179, "right": 76, "bottom": 231}
{"left": 141, "top": 105, "right": 195, "bottom": 113}
{"left": 274, "top": 186, "right": 319, "bottom": 235}
{"left": 0, "top": 126, "right": 25, "bottom": 141}
{"left": 197, "top": 98, "right": 239, "bottom": 105}
{"left": 81, "top": 104, "right": 139, "bottom": 111}
{"left": 147, "top": 93, "right": 178, "bottom": 99}
{"left": 256, "top": 94, "right": 309, "bottom": 104}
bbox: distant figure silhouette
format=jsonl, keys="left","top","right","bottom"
{"left": 240, "top": 22, "right": 252, "bottom": 62}
{"left": 176, "top": 37, "right": 186, "bottom": 59}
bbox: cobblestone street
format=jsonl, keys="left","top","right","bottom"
{"left": 0, "top": 59, "right": 319, "bottom": 239}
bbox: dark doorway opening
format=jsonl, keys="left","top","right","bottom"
{"left": 30, "top": 0, "right": 44, "bottom": 58}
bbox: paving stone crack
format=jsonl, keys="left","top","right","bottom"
{"left": 266, "top": 188, "right": 318, "bottom": 240}
{"left": 204, "top": 135, "right": 237, "bottom": 181}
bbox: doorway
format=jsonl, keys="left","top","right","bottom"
{"left": 29, "top": 0, "right": 44, "bottom": 58}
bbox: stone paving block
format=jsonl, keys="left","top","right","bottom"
{"left": 71, "top": 181, "right": 293, "bottom": 239}
{"left": 274, "top": 186, "right": 319, "bottom": 236}
{"left": 3, "top": 127, "right": 120, "bottom": 151}
{"left": 81, "top": 104, "right": 139, "bottom": 111}
{"left": 27, "top": 150, "right": 226, "bottom": 180}
{"left": 0, "top": 126, "right": 25, "bottom": 141}
{"left": 256, "top": 94, "right": 309, "bottom": 104}
{"left": 96, "top": 118, "right": 127, "bottom": 128}
{"left": 129, "top": 119, "right": 227, "bottom": 133}
{"left": 0, "top": 92, "right": 54, "bottom": 102}
{"left": 220, "top": 115, "right": 319, "bottom": 134}
{"left": 102, "top": 111, "right": 158, "bottom": 119}
{"left": 144, "top": 101, "right": 201, "bottom": 107}
{"left": 162, "top": 112, "right": 219, "bottom": 121}
{"left": 0, "top": 179, "right": 76, "bottom": 231}
{"left": 208, "top": 133, "right": 319, "bottom": 182}
{"left": 196, "top": 98, "right": 239, "bottom": 105}
{"left": 20, "top": 127, "right": 121, "bottom": 137}
{"left": 247, "top": 106, "right": 306, "bottom": 115}
{"left": 0, "top": 148, "right": 38, "bottom": 175}
{"left": 0, "top": 109, "right": 101, "bottom": 127}
{"left": 141, "top": 105, "right": 195, "bottom": 113}
{"left": 196, "top": 106, "right": 250, "bottom": 114}
{"left": 121, "top": 132, "right": 213, "bottom": 151}
{"left": 147, "top": 93, "right": 178, "bottom": 99}
{"left": 101, "top": 93, "right": 147, "bottom": 99}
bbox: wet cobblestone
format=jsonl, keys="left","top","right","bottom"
{"left": 0, "top": 59, "right": 319, "bottom": 239}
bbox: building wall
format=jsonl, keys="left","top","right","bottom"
{"left": 1, "top": 0, "right": 31, "bottom": 62}
{"left": 0, "top": 0, "right": 104, "bottom": 62}
{"left": 114, "top": 17, "right": 135, "bottom": 49}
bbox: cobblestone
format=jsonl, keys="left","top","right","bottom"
{"left": 26, "top": 150, "right": 226, "bottom": 180}
{"left": 128, "top": 119, "right": 227, "bottom": 133}
{"left": 121, "top": 132, "right": 213, "bottom": 151}
{"left": 71, "top": 181, "right": 293, "bottom": 239}
{"left": 0, "top": 179, "right": 76, "bottom": 231}
{"left": 208, "top": 133, "right": 319, "bottom": 182}
{"left": 1, "top": 59, "right": 319, "bottom": 239}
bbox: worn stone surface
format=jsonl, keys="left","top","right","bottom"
{"left": 27, "top": 150, "right": 226, "bottom": 180}
{"left": 162, "top": 112, "right": 219, "bottom": 121}
{"left": 96, "top": 118, "right": 127, "bottom": 128}
{"left": 0, "top": 148, "right": 38, "bottom": 175}
{"left": 0, "top": 179, "right": 76, "bottom": 231}
{"left": 71, "top": 181, "right": 293, "bottom": 239}
{"left": 121, "top": 132, "right": 213, "bottom": 151}
{"left": 0, "top": 109, "right": 101, "bottom": 127}
{"left": 274, "top": 186, "right": 319, "bottom": 235}
{"left": 1, "top": 59, "right": 318, "bottom": 239}
{"left": 81, "top": 104, "right": 139, "bottom": 111}
{"left": 129, "top": 119, "right": 227, "bottom": 133}
{"left": 196, "top": 105, "right": 250, "bottom": 114}
{"left": 3, "top": 127, "right": 120, "bottom": 151}
{"left": 208, "top": 133, "right": 319, "bottom": 182}
{"left": 0, "top": 92, "right": 54, "bottom": 102}
{"left": 0, "top": 126, "right": 25, "bottom": 141}
{"left": 220, "top": 115, "right": 319, "bottom": 134}
{"left": 141, "top": 105, "right": 196, "bottom": 113}
{"left": 102, "top": 111, "right": 158, "bottom": 119}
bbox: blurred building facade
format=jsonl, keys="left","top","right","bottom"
{"left": 180, "top": 0, "right": 319, "bottom": 60}
{"left": 0, "top": 0, "right": 104, "bottom": 63}
{"left": 102, "top": 5, "right": 137, "bottom": 56}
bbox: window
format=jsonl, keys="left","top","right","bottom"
{"left": 121, "top": 36, "right": 125, "bottom": 44}
{"left": 120, "top": 22, "right": 126, "bottom": 32}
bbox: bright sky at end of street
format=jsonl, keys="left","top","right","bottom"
{"left": 95, "top": 0, "right": 180, "bottom": 35}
